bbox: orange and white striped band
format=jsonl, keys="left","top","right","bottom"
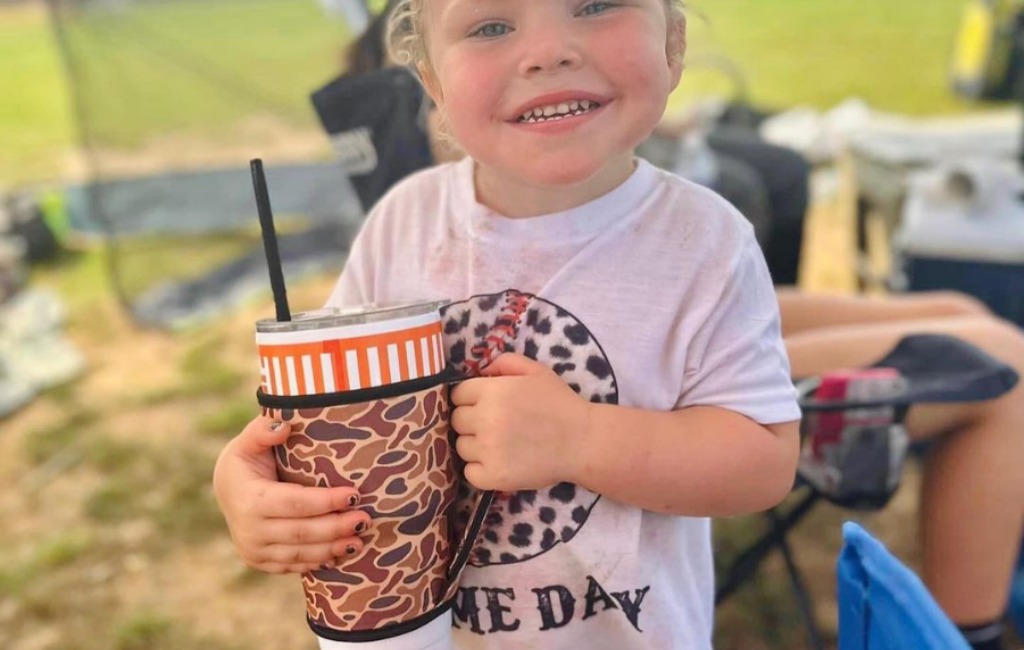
{"left": 256, "top": 314, "right": 445, "bottom": 397}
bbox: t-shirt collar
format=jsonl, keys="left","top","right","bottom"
{"left": 452, "top": 156, "right": 659, "bottom": 241}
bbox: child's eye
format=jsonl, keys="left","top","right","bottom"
{"left": 578, "top": 1, "right": 614, "bottom": 16}
{"left": 470, "top": 22, "right": 511, "bottom": 38}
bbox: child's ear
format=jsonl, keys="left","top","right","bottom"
{"left": 417, "top": 61, "right": 444, "bottom": 106}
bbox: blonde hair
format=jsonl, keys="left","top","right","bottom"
{"left": 386, "top": 0, "right": 687, "bottom": 76}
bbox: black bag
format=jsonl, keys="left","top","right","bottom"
{"left": 311, "top": 67, "right": 434, "bottom": 212}
{"left": 3, "top": 195, "right": 60, "bottom": 264}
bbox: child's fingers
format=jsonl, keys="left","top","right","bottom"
{"left": 450, "top": 403, "right": 478, "bottom": 433}
{"left": 451, "top": 379, "right": 483, "bottom": 407}
{"left": 463, "top": 462, "right": 494, "bottom": 491}
{"left": 234, "top": 416, "right": 292, "bottom": 455}
{"left": 257, "top": 537, "right": 365, "bottom": 567}
{"left": 261, "top": 510, "right": 371, "bottom": 545}
{"left": 454, "top": 433, "right": 480, "bottom": 463}
{"left": 480, "top": 353, "right": 546, "bottom": 377}
{"left": 258, "top": 482, "right": 361, "bottom": 518}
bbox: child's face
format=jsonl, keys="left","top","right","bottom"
{"left": 421, "top": 0, "right": 683, "bottom": 193}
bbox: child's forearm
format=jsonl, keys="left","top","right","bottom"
{"left": 569, "top": 404, "right": 800, "bottom": 517}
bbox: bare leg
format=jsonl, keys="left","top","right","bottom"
{"left": 778, "top": 288, "right": 990, "bottom": 338}
{"left": 786, "top": 315, "right": 1024, "bottom": 625}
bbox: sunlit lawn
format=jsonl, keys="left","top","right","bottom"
{"left": 1, "top": 0, "right": 349, "bottom": 186}
{"left": 0, "top": 3, "right": 74, "bottom": 185}
{"left": 677, "top": 0, "right": 983, "bottom": 115}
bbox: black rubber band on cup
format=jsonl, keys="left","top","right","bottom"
{"left": 257, "top": 365, "right": 464, "bottom": 410}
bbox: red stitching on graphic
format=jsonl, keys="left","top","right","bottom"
{"left": 465, "top": 292, "right": 531, "bottom": 375}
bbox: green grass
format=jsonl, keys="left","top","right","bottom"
{"left": 114, "top": 613, "right": 175, "bottom": 650}
{"left": 111, "top": 611, "right": 243, "bottom": 650}
{"left": 0, "top": 0, "right": 351, "bottom": 186}
{"left": 61, "top": 0, "right": 347, "bottom": 148}
{"left": 677, "top": 0, "right": 985, "bottom": 115}
{"left": 24, "top": 408, "right": 96, "bottom": 465}
{"left": 112, "top": 231, "right": 266, "bottom": 301}
{"left": 197, "top": 397, "right": 261, "bottom": 438}
{"left": 0, "top": 4, "right": 74, "bottom": 184}
{"left": 0, "top": 529, "right": 93, "bottom": 597}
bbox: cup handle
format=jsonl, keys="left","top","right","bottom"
{"left": 440, "top": 369, "right": 496, "bottom": 602}
{"left": 441, "top": 488, "right": 495, "bottom": 602}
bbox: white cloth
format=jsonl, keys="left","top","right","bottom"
{"left": 317, "top": 0, "right": 370, "bottom": 33}
{"left": 328, "top": 157, "right": 800, "bottom": 649}
{"left": 317, "top": 611, "right": 452, "bottom": 650}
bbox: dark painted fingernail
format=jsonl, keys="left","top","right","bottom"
{"left": 346, "top": 544, "right": 358, "bottom": 555}
{"left": 269, "top": 420, "right": 283, "bottom": 431}
{"left": 347, "top": 494, "right": 359, "bottom": 507}
{"left": 355, "top": 521, "right": 367, "bottom": 534}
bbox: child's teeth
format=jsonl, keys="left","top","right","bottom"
{"left": 519, "top": 100, "right": 600, "bottom": 122}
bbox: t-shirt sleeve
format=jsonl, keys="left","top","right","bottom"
{"left": 676, "top": 236, "right": 800, "bottom": 424}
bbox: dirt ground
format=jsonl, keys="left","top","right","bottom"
{"left": 0, "top": 163, "right": 932, "bottom": 650}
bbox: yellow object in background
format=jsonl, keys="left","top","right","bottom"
{"left": 951, "top": 0, "right": 1023, "bottom": 100}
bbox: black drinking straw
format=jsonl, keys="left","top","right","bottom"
{"left": 250, "top": 158, "right": 291, "bottom": 322}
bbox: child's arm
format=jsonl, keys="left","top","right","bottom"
{"left": 451, "top": 353, "right": 799, "bottom": 517}
{"left": 575, "top": 401, "right": 798, "bottom": 516}
{"left": 212, "top": 416, "right": 372, "bottom": 572}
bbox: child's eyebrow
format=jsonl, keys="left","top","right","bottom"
{"left": 440, "top": 0, "right": 508, "bottom": 22}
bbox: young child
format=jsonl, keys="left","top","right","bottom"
{"left": 214, "top": 0, "right": 801, "bottom": 647}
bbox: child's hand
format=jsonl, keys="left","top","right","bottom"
{"left": 212, "top": 416, "right": 371, "bottom": 573}
{"left": 451, "top": 353, "right": 590, "bottom": 491}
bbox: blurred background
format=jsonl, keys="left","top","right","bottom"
{"left": 1, "top": 0, "right": 1022, "bottom": 648}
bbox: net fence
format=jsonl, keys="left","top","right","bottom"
{"left": 47, "top": 0, "right": 365, "bottom": 328}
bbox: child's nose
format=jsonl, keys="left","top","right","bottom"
{"left": 518, "top": 32, "right": 582, "bottom": 75}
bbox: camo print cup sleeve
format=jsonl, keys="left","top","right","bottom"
{"left": 254, "top": 303, "right": 493, "bottom": 647}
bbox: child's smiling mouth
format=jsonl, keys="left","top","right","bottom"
{"left": 517, "top": 100, "right": 602, "bottom": 124}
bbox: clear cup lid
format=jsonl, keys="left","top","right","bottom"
{"left": 256, "top": 299, "right": 447, "bottom": 333}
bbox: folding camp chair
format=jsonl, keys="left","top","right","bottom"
{"left": 715, "top": 333, "right": 1019, "bottom": 650}
{"left": 838, "top": 521, "right": 971, "bottom": 650}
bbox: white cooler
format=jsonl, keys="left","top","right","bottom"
{"left": 896, "top": 161, "right": 1024, "bottom": 326}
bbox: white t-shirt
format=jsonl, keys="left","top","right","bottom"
{"left": 327, "top": 157, "right": 800, "bottom": 649}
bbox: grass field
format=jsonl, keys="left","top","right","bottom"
{"left": 1, "top": 0, "right": 351, "bottom": 186}
{"left": 0, "top": 0, "right": 995, "bottom": 187}
{"left": 680, "top": 0, "right": 980, "bottom": 114}
{"left": 58, "top": 0, "right": 345, "bottom": 146}
{"left": 0, "top": 3, "right": 74, "bottom": 185}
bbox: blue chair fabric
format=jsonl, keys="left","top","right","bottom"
{"left": 837, "top": 522, "right": 970, "bottom": 650}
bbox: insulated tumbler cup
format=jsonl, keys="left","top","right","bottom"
{"left": 255, "top": 301, "right": 492, "bottom": 648}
